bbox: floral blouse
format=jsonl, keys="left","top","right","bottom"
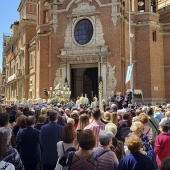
{"left": 124, "top": 133, "right": 154, "bottom": 159}
{"left": 3, "top": 146, "right": 24, "bottom": 170}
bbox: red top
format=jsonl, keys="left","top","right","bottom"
{"left": 154, "top": 132, "right": 170, "bottom": 167}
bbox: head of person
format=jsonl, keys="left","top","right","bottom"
{"left": 103, "top": 111, "right": 111, "bottom": 121}
{"left": 49, "top": 110, "right": 58, "bottom": 122}
{"left": 16, "top": 115, "right": 27, "bottom": 128}
{"left": 0, "top": 127, "right": 12, "bottom": 146}
{"left": 166, "top": 104, "right": 170, "bottom": 110}
{"left": 38, "top": 115, "right": 46, "bottom": 124}
{"left": 125, "top": 134, "right": 142, "bottom": 153}
{"left": 111, "top": 104, "right": 117, "bottom": 111}
{"left": 0, "top": 132, "right": 7, "bottom": 160}
{"left": 165, "top": 111, "right": 170, "bottom": 118}
{"left": 71, "top": 106, "right": 78, "bottom": 113}
{"left": 92, "top": 107, "right": 101, "bottom": 120}
{"left": 135, "top": 109, "right": 142, "bottom": 116}
{"left": 160, "top": 157, "right": 170, "bottom": 170}
{"left": 65, "top": 108, "right": 71, "bottom": 116}
{"left": 105, "top": 123, "right": 117, "bottom": 137}
{"left": 70, "top": 111, "right": 79, "bottom": 124}
{"left": 78, "top": 129, "right": 95, "bottom": 150}
{"left": 12, "top": 105, "right": 18, "bottom": 111}
{"left": 67, "top": 118, "right": 75, "bottom": 125}
{"left": 23, "top": 106, "right": 30, "bottom": 116}
{"left": 141, "top": 106, "right": 148, "bottom": 113}
{"left": 154, "top": 106, "right": 161, "bottom": 113}
{"left": 99, "top": 130, "right": 113, "bottom": 147}
{"left": 62, "top": 123, "right": 76, "bottom": 143}
{"left": 41, "top": 108, "right": 47, "bottom": 115}
{"left": 159, "top": 122, "right": 170, "bottom": 133}
{"left": 138, "top": 113, "right": 149, "bottom": 125}
{"left": 130, "top": 121, "right": 144, "bottom": 136}
{"left": 77, "top": 114, "right": 89, "bottom": 130}
{"left": 123, "top": 113, "right": 130, "bottom": 120}
{"left": 26, "top": 116, "right": 36, "bottom": 127}
{"left": 34, "top": 109, "right": 41, "bottom": 120}
{"left": 0, "top": 113, "right": 9, "bottom": 127}
{"left": 87, "top": 110, "right": 92, "bottom": 119}
{"left": 15, "top": 111, "right": 23, "bottom": 120}
{"left": 146, "top": 107, "right": 154, "bottom": 116}
{"left": 111, "top": 112, "right": 118, "bottom": 125}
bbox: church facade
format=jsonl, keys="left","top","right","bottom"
{"left": 2, "top": 0, "right": 170, "bottom": 104}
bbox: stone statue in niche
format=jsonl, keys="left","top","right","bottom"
{"left": 107, "top": 62, "right": 117, "bottom": 91}
{"left": 53, "top": 67, "right": 62, "bottom": 87}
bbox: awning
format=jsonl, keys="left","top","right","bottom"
{"left": 127, "top": 89, "right": 143, "bottom": 95}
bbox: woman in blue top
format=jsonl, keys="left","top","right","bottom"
{"left": 124, "top": 121, "right": 154, "bottom": 159}
{"left": 118, "top": 134, "right": 154, "bottom": 170}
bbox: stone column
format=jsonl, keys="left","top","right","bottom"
{"left": 61, "top": 63, "right": 66, "bottom": 85}
{"left": 101, "top": 63, "right": 107, "bottom": 100}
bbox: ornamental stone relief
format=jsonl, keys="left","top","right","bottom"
{"left": 51, "top": 0, "right": 120, "bottom": 32}
{"left": 73, "top": 0, "right": 95, "bottom": 14}
{"left": 53, "top": 67, "right": 62, "bottom": 87}
{"left": 107, "top": 62, "right": 117, "bottom": 91}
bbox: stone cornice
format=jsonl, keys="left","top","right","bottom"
{"left": 51, "top": 0, "right": 119, "bottom": 14}
{"left": 4, "top": 19, "right": 37, "bottom": 52}
{"left": 57, "top": 52, "right": 109, "bottom": 63}
{"left": 18, "top": 0, "right": 26, "bottom": 12}
{"left": 28, "top": 43, "right": 36, "bottom": 52}
{"left": 161, "top": 65, "right": 170, "bottom": 68}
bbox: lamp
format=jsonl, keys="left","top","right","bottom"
{"left": 138, "top": 1, "right": 144, "bottom": 6}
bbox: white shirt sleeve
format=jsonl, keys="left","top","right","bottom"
{"left": 124, "top": 144, "right": 130, "bottom": 155}
{"left": 57, "top": 141, "right": 64, "bottom": 158}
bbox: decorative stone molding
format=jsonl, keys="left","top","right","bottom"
{"left": 107, "top": 62, "right": 117, "bottom": 91}
{"left": 52, "top": 5, "right": 58, "bottom": 32}
{"left": 53, "top": 67, "right": 62, "bottom": 87}
{"left": 62, "top": 13, "right": 107, "bottom": 56}
{"left": 73, "top": 0, "right": 95, "bottom": 14}
{"left": 111, "top": 0, "right": 120, "bottom": 26}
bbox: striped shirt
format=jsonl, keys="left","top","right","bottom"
{"left": 84, "top": 120, "right": 105, "bottom": 147}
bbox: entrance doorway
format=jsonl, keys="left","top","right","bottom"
{"left": 71, "top": 67, "right": 98, "bottom": 102}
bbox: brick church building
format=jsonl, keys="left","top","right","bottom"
{"left": 2, "top": 0, "right": 170, "bottom": 104}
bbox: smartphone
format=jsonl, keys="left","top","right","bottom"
{"left": 76, "top": 130, "right": 82, "bottom": 141}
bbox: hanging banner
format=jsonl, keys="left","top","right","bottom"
{"left": 125, "top": 63, "right": 134, "bottom": 84}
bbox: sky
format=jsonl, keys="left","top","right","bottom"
{"left": 0, "top": 0, "right": 21, "bottom": 71}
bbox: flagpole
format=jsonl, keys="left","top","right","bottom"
{"left": 129, "top": 0, "right": 134, "bottom": 105}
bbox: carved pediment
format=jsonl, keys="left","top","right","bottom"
{"left": 73, "top": 0, "right": 95, "bottom": 14}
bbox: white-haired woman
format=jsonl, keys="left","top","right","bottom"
{"left": 93, "top": 130, "right": 119, "bottom": 170}
{"left": 105, "top": 123, "right": 125, "bottom": 161}
{"left": 124, "top": 122, "right": 154, "bottom": 159}
{"left": 159, "top": 111, "right": 170, "bottom": 126}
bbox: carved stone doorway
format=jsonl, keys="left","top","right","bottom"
{"left": 71, "top": 67, "right": 98, "bottom": 102}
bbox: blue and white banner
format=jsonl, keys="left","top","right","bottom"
{"left": 125, "top": 63, "right": 134, "bottom": 84}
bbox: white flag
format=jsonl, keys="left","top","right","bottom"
{"left": 125, "top": 63, "right": 134, "bottom": 84}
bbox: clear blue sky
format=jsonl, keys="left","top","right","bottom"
{"left": 0, "top": 0, "right": 21, "bottom": 71}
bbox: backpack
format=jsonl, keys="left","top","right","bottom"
{"left": 1, "top": 162, "right": 9, "bottom": 170}
{"left": 120, "top": 126, "right": 132, "bottom": 142}
{"left": 59, "top": 147, "right": 76, "bottom": 166}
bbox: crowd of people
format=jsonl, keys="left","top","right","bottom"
{"left": 0, "top": 93, "right": 170, "bottom": 170}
